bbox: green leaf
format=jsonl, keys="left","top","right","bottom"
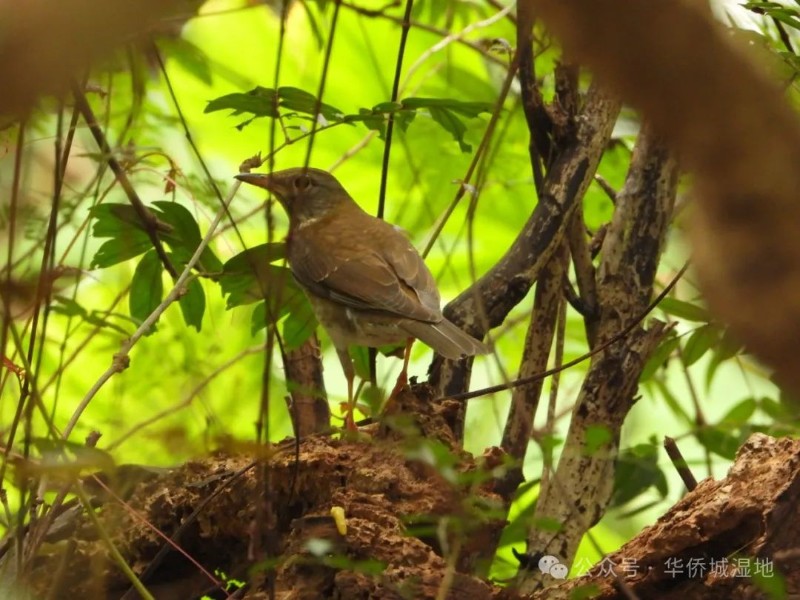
{"left": 158, "top": 37, "right": 213, "bottom": 85}
{"left": 278, "top": 86, "right": 345, "bottom": 123}
{"left": 153, "top": 201, "right": 201, "bottom": 255}
{"left": 92, "top": 236, "right": 153, "bottom": 268}
{"left": 720, "top": 397, "right": 757, "bottom": 427}
{"left": 402, "top": 98, "right": 494, "bottom": 152}
{"left": 640, "top": 333, "right": 679, "bottom": 381}
{"left": 222, "top": 263, "right": 290, "bottom": 308}
{"left": 350, "top": 346, "right": 372, "bottom": 382}
{"left": 282, "top": 298, "right": 318, "bottom": 349}
{"left": 530, "top": 516, "right": 563, "bottom": 533}
{"left": 204, "top": 86, "right": 279, "bottom": 117}
{"left": 705, "top": 327, "right": 744, "bottom": 388}
{"left": 89, "top": 204, "right": 147, "bottom": 237}
{"left": 129, "top": 251, "right": 163, "bottom": 332}
{"left": 51, "top": 296, "right": 131, "bottom": 336}
{"left": 51, "top": 296, "right": 88, "bottom": 318}
{"left": 760, "top": 396, "right": 799, "bottom": 422}
{"left": 220, "top": 244, "right": 289, "bottom": 308}
{"left": 249, "top": 284, "right": 316, "bottom": 338}
{"left": 89, "top": 203, "right": 153, "bottom": 267}
{"left": 223, "top": 243, "right": 286, "bottom": 273}
{"left": 569, "top": 585, "right": 602, "bottom": 600}
{"left": 89, "top": 203, "right": 178, "bottom": 268}
{"left": 347, "top": 97, "right": 492, "bottom": 151}
{"left": 250, "top": 302, "right": 268, "bottom": 336}
{"left": 204, "top": 86, "right": 346, "bottom": 128}
{"left": 584, "top": 425, "right": 612, "bottom": 455}
{"left": 657, "top": 297, "right": 710, "bottom": 322}
{"left": 611, "top": 440, "right": 668, "bottom": 508}
{"left": 350, "top": 107, "right": 390, "bottom": 137}
{"left": 697, "top": 426, "right": 741, "bottom": 460}
{"left": 152, "top": 201, "right": 223, "bottom": 273}
{"left": 178, "top": 278, "right": 205, "bottom": 332}
{"left": 652, "top": 378, "right": 694, "bottom": 427}
{"left": 428, "top": 105, "right": 470, "bottom": 152}
{"left": 751, "top": 566, "right": 787, "bottom": 600}
{"left": 401, "top": 97, "right": 494, "bottom": 119}
{"left": 682, "top": 324, "right": 721, "bottom": 367}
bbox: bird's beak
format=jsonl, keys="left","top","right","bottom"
{"left": 235, "top": 172, "right": 294, "bottom": 198}
{"left": 235, "top": 172, "right": 273, "bottom": 190}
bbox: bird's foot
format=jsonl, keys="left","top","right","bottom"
{"left": 339, "top": 402, "right": 360, "bottom": 432}
{"left": 381, "top": 370, "right": 409, "bottom": 420}
{"left": 388, "top": 370, "right": 408, "bottom": 401}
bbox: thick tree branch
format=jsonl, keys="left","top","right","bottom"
{"left": 429, "top": 83, "right": 621, "bottom": 439}
{"left": 529, "top": 0, "right": 800, "bottom": 396}
{"left": 516, "top": 129, "right": 677, "bottom": 594}
{"left": 499, "top": 241, "right": 568, "bottom": 496}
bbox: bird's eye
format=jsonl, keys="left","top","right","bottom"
{"left": 294, "top": 175, "right": 311, "bottom": 190}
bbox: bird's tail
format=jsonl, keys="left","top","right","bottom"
{"left": 402, "top": 318, "right": 488, "bottom": 360}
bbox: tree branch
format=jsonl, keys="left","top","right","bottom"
{"left": 516, "top": 128, "right": 677, "bottom": 593}
{"left": 429, "top": 83, "right": 621, "bottom": 440}
{"left": 499, "top": 241, "right": 568, "bottom": 496}
{"left": 529, "top": 0, "right": 800, "bottom": 396}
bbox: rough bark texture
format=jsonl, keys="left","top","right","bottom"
{"left": 429, "top": 84, "right": 621, "bottom": 438}
{"left": 530, "top": 433, "right": 800, "bottom": 599}
{"left": 499, "top": 241, "right": 568, "bottom": 495}
{"left": 517, "top": 129, "right": 678, "bottom": 593}
{"left": 284, "top": 333, "right": 330, "bottom": 437}
{"left": 529, "top": 0, "right": 800, "bottom": 397}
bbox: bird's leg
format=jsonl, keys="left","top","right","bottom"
{"left": 335, "top": 346, "right": 358, "bottom": 431}
{"left": 388, "top": 337, "right": 415, "bottom": 400}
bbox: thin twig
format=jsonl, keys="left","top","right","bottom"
{"left": 664, "top": 436, "right": 698, "bottom": 491}
{"left": 71, "top": 81, "right": 177, "bottom": 279}
{"left": 108, "top": 344, "right": 266, "bottom": 450}
{"left": 444, "top": 262, "right": 689, "bottom": 402}
{"left": 377, "top": 0, "right": 415, "bottom": 219}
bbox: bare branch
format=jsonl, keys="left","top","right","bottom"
{"left": 529, "top": 0, "right": 800, "bottom": 396}
{"left": 429, "top": 83, "right": 621, "bottom": 437}
{"left": 516, "top": 128, "right": 677, "bottom": 593}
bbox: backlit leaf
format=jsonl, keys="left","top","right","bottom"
{"left": 129, "top": 251, "right": 163, "bottom": 333}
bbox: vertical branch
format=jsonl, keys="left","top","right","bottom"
{"left": 516, "top": 0, "right": 550, "bottom": 192}
{"left": 567, "top": 205, "right": 600, "bottom": 346}
{"left": 498, "top": 241, "right": 569, "bottom": 496}
{"left": 377, "top": 0, "right": 415, "bottom": 219}
{"left": 284, "top": 333, "right": 330, "bottom": 436}
{"left": 302, "top": 0, "right": 342, "bottom": 169}
{"left": 516, "top": 128, "right": 677, "bottom": 594}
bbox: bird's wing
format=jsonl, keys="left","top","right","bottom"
{"left": 289, "top": 216, "right": 441, "bottom": 322}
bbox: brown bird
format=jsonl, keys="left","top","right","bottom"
{"left": 235, "top": 167, "right": 487, "bottom": 429}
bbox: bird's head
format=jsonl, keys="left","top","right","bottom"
{"left": 235, "top": 167, "right": 353, "bottom": 226}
